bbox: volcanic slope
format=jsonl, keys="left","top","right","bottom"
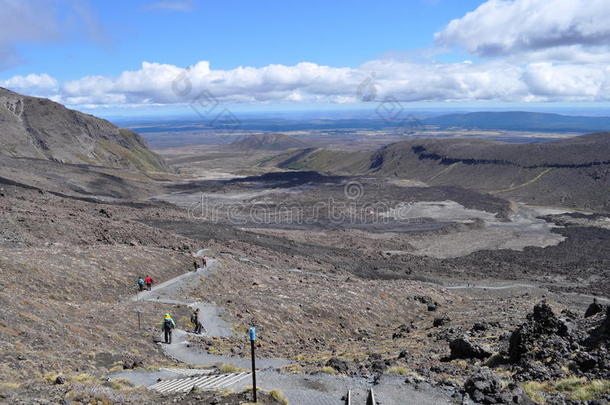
{"left": 0, "top": 88, "right": 175, "bottom": 200}
{"left": 266, "top": 132, "right": 610, "bottom": 212}
{"left": 0, "top": 87, "right": 167, "bottom": 172}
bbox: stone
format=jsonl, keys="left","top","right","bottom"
{"left": 325, "top": 357, "right": 349, "bottom": 374}
{"left": 584, "top": 299, "right": 604, "bottom": 318}
{"left": 450, "top": 337, "right": 492, "bottom": 360}
{"left": 463, "top": 368, "right": 501, "bottom": 405}
{"left": 433, "top": 317, "right": 451, "bottom": 327}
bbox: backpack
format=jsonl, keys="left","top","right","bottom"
{"left": 138, "top": 278, "right": 145, "bottom": 286}
{"left": 164, "top": 318, "right": 173, "bottom": 329}
{"left": 191, "top": 313, "right": 197, "bottom": 323}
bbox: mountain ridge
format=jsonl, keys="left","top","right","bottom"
{"left": 0, "top": 87, "right": 168, "bottom": 172}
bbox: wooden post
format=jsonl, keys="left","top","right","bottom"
{"left": 136, "top": 309, "right": 141, "bottom": 330}
{"left": 249, "top": 327, "right": 257, "bottom": 403}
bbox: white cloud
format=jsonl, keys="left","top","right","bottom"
{"left": 5, "top": 57, "right": 610, "bottom": 106}
{"left": 435, "top": 0, "right": 610, "bottom": 61}
{"left": 2, "top": 73, "right": 58, "bottom": 96}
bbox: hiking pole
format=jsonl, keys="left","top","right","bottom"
{"left": 136, "top": 308, "right": 142, "bottom": 330}
{"left": 249, "top": 327, "right": 257, "bottom": 403}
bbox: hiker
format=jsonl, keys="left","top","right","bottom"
{"left": 202, "top": 256, "right": 207, "bottom": 268}
{"left": 193, "top": 260, "right": 198, "bottom": 271}
{"left": 161, "top": 313, "right": 176, "bottom": 344}
{"left": 191, "top": 308, "right": 203, "bottom": 334}
{"left": 137, "top": 277, "right": 145, "bottom": 292}
{"left": 145, "top": 275, "right": 153, "bottom": 291}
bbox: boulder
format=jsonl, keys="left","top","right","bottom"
{"left": 463, "top": 368, "right": 501, "bottom": 404}
{"left": 122, "top": 355, "right": 144, "bottom": 370}
{"left": 584, "top": 299, "right": 604, "bottom": 318}
{"left": 433, "top": 317, "right": 451, "bottom": 327}
{"left": 449, "top": 337, "right": 492, "bottom": 360}
{"left": 325, "top": 357, "right": 349, "bottom": 374}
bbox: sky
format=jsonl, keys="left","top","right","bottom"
{"left": 2, "top": 0, "right": 610, "bottom": 117}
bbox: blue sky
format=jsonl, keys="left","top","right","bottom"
{"left": 4, "top": 0, "right": 482, "bottom": 79}
{"left": 2, "top": 0, "right": 610, "bottom": 117}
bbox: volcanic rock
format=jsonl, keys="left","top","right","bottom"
{"left": 449, "top": 337, "right": 492, "bottom": 360}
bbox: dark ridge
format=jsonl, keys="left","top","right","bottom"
{"left": 410, "top": 145, "right": 610, "bottom": 169}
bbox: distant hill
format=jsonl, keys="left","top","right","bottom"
{"left": 268, "top": 132, "right": 610, "bottom": 212}
{"left": 0, "top": 88, "right": 168, "bottom": 172}
{"left": 230, "top": 133, "right": 309, "bottom": 151}
{"left": 422, "top": 111, "right": 610, "bottom": 133}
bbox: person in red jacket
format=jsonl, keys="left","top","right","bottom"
{"left": 145, "top": 275, "right": 153, "bottom": 291}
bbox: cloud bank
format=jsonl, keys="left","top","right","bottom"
{"left": 6, "top": 58, "right": 610, "bottom": 107}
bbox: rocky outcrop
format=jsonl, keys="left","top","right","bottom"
{"left": 462, "top": 368, "right": 532, "bottom": 405}
{"left": 508, "top": 301, "right": 569, "bottom": 363}
{"left": 585, "top": 299, "right": 605, "bottom": 318}
{"left": 508, "top": 301, "right": 610, "bottom": 381}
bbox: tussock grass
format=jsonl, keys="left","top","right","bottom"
{"left": 524, "top": 377, "right": 610, "bottom": 404}
{"left": 43, "top": 372, "right": 62, "bottom": 383}
{"left": 386, "top": 366, "right": 409, "bottom": 376}
{"left": 319, "top": 366, "right": 337, "bottom": 375}
{"left": 523, "top": 381, "right": 546, "bottom": 404}
{"left": 281, "top": 364, "right": 303, "bottom": 374}
{"left": 73, "top": 373, "right": 100, "bottom": 383}
{"left": 218, "top": 364, "right": 247, "bottom": 373}
{"left": 108, "top": 378, "right": 133, "bottom": 390}
{"left": 270, "top": 389, "right": 289, "bottom": 405}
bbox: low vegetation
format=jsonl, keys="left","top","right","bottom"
{"left": 524, "top": 377, "right": 610, "bottom": 404}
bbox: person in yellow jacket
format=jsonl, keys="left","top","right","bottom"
{"left": 161, "top": 313, "right": 176, "bottom": 344}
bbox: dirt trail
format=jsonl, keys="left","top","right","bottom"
{"left": 118, "top": 253, "right": 454, "bottom": 404}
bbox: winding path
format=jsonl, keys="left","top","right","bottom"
{"left": 117, "top": 252, "right": 454, "bottom": 404}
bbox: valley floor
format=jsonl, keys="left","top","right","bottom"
{"left": 0, "top": 151, "right": 608, "bottom": 404}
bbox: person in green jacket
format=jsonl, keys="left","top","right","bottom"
{"left": 161, "top": 313, "right": 176, "bottom": 344}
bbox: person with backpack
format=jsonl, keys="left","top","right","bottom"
{"left": 191, "top": 308, "right": 203, "bottom": 334}
{"left": 202, "top": 257, "right": 207, "bottom": 268}
{"left": 145, "top": 275, "right": 153, "bottom": 291}
{"left": 161, "top": 313, "right": 176, "bottom": 344}
{"left": 193, "top": 260, "right": 198, "bottom": 271}
{"left": 137, "top": 277, "right": 145, "bottom": 291}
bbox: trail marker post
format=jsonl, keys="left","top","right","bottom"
{"left": 249, "top": 327, "right": 257, "bottom": 403}
{"left": 136, "top": 308, "right": 141, "bottom": 330}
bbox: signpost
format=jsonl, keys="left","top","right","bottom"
{"left": 136, "top": 308, "right": 142, "bottom": 330}
{"left": 249, "top": 327, "right": 257, "bottom": 403}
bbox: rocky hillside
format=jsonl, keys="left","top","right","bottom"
{"left": 268, "top": 133, "right": 610, "bottom": 212}
{"left": 230, "top": 132, "right": 309, "bottom": 150}
{"left": 0, "top": 87, "right": 168, "bottom": 172}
